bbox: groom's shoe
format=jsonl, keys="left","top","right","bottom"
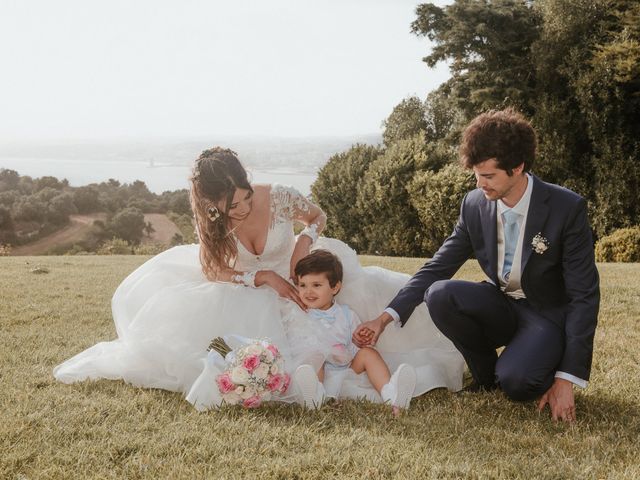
{"left": 293, "top": 364, "right": 325, "bottom": 410}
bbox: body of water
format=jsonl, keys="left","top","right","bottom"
{"left": 0, "top": 157, "right": 318, "bottom": 195}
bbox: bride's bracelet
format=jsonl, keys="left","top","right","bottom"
{"left": 299, "top": 223, "right": 319, "bottom": 244}
{"left": 232, "top": 271, "right": 257, "bottom": 287}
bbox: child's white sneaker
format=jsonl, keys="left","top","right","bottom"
{"left": 381, "top": 363, "right": 416, "bottom": 410}
{"left": 293, "top": 364, "right": 325, "bottom": 409}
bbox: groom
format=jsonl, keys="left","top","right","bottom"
{"left": 353, "top": 108, "right": 599, "bottom": 422}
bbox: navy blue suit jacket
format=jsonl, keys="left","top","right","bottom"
{"left": 388, "top": 175, "right": 600, "bottom": 381}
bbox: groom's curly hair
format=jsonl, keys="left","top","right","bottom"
{"left": 459, "top": 108, "right": 536, "bottom": 175}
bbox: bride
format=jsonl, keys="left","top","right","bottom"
{"left": 54, "top": 147, "right": 464, "bottom": 407}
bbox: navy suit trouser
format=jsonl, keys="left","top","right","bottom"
{"left": 425, "top": 280, "right": 563, "bottom": 401}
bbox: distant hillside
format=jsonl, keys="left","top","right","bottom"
{"left": 10, "top": 213, "right": 181, "bottom": 256}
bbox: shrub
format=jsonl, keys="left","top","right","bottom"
{"left": 97, "top": 238, "right": 134, "bottom": 255}
{"left": 133, "top": 243, "right": 167, "bottom": 255}
{"left": 356, "top": 134, "right": 429, "bottom": 256}
{"left": 408, "top": 164, "right": 475, "bottom": 256}
{"left": 595, "top": 226, "right": 640, "bottom": 262}
{"left": 65, "top": 244, "right": 90, "bottom": 255}
{"left": 170, "top": 232, "right": 185, "bottom": 246}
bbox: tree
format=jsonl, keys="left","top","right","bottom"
{"left": 12, "top": 196, "right": 46, "bottom": 223}
{"left": 412, "top": 0, "right": 541, "bottom": 120}
{"left": 0, "top": 169, "right": 20, "bottom": 192}
{"left": 48, "top": 192, "right": 77, "bottom": 225}
{"left": 0, "top": 205, "right": 16, "bottom": 244}
{"left": 167, "top": 190, "right": 192, "bottom": 216}
{"left": 73, "top": 186, "right": 102, "bottom": 213}
{"left": 382, "top": 96, "right": 429, "bottom": 147}
{"left": 144, "top": 221, "right": 155, "bottom": 237}
{"left": 531, "top": 0, "right": 640, "bottom": 236}
{"left": 108, "top": 207, "right": 146, "bottom": 245}
{"left": 129, "top": 180, "right": 154, "bottom": 200}
{"left": 35, "top": 176, "right": 68, "bottom": 191}
{"left": 311, "top": 144, "right": 381, "bottom": 252}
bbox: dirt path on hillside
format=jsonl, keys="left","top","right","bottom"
{"left": 11, "top": 213, "right": 181, "bottom": 255}
{"left": 11, "top": 214, "right": 107, "bottom": 255}
{"left": 142, "top": 213, "right": 182, "bottom": 244}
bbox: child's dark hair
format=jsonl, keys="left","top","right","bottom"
{"left": 294, "top": 250, "right": 343, "bottom": 287}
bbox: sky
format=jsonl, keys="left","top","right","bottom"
{"left": 0, "top": 0, "right": 451, "bottom": 142}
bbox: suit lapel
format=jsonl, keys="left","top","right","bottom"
{"left": 479, "top": 197, "right": 498, "bottom": 284}
{"left": 521, "top": 175, "right": 550, "bottom": 272}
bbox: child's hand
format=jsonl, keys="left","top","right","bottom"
{"left": 353, "top": 326, "right": 374, "bottom": 346}
{"left": 360, "top": 327, "right": 375, "bottom": 342}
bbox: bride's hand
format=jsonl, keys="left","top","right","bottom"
{"left": 256, "top": 270, "right": 307, "bottom": 310}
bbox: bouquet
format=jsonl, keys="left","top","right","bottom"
{"left": 208, "top": 336, "right": 290, "bottom": 408}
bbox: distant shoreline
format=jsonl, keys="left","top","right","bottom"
{"left": 0, "top": 157, "right": 318, "bottom": 195}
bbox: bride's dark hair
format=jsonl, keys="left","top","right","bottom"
{"left": 189, "top": 147, "right": 253, "bottom": 280}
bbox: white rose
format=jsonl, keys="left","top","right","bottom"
{"left": 231, "top": 366, "right": 250, "bottom": 384}
{"left": 222, "top": 392, "right": 241, "bottom": 405}
{"left": 263, "top": 349, "right": 275, "bottom": 362}
{"left": 270, "top": 363, "right": 279, "bottom": 375}
{"left": 253, "top": 363, "right": 269, "bottom": 380}
{"left": 235, "top": 386, "right": 244, "bottom": 395}
{"left": 245, "top": 344, "right": 263, "bottom": 355}
{"left": 537, "top": 242, "right": 546, "bottom": 251}
{"left": 241, "top": 387, "right": 256, "bottom": 399}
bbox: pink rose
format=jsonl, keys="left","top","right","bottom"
{"left": 267, "top": 374, "right": 284, "bottom": 392}
{"left": 216, "top": 373, "right": 235, "bottom": 394}
{"left": 242, "top": 395, "right": 262, "bottom": 408}
{"left": 266, "top": 345, "right": 279, "bottom": 357}
{"left": 281, "top": 373, "right": 291, "bottom": 393}
{"left": 242, "top": 354, "right": 261, "bottom": 373}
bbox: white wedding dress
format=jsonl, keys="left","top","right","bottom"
{"left": 54, "top": 184, "right": 464, "bottom": 406}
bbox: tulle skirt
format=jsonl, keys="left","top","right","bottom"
{"left": 53, "top": 239, "right": 464, "bottom": 407}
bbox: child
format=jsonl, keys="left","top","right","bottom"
{"left": 291, "top": 250, "right": 416, "bottom": 414}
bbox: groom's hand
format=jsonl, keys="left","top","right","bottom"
{"left": 537, "top": 378, "right": 576, "bottom": 423}
{"left": 352, "top": 313, "right": 393, "bottom": 347}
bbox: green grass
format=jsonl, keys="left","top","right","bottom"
{"left": 1, "top": 255, "right": 639, "bottom": 479}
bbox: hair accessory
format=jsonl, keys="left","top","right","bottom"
{"left": 207, "top": 206, "right": 221, "bottom": 222}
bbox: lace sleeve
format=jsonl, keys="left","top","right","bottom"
{"left": 270, "top": 184, "right": 324, "bottom": 229}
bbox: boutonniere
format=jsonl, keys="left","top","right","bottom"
{"left": 531, "top": 233, "right": 549, "bottom": 254}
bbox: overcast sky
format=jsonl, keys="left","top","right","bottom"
{"left": 0, "top": 0, "right": 451, "bottom": 141}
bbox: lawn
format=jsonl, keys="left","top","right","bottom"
{"left": 1, "top": 255, "right": 639, "bottom": 479}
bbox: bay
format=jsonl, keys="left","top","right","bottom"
{"left": 0, "top": 157, "right": 317, "bottom": 195}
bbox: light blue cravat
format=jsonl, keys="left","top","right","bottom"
{"left": 309, "top": 308, "right": 337, "bottom": 324}
{"left": 502, "top": 209, "right": 521, "bottom": 281}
